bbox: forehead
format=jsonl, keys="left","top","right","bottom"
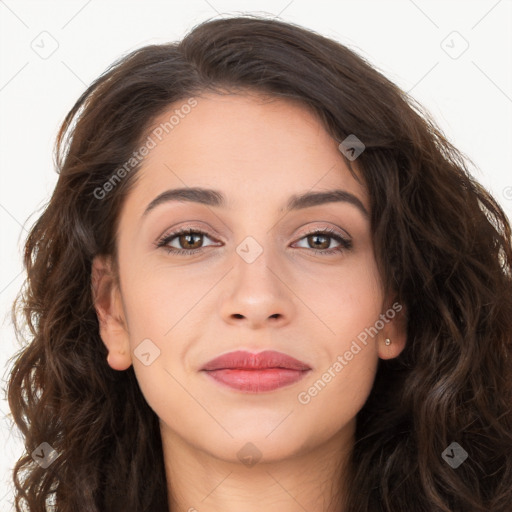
{"left": 125, "top": 92, "right": 368, "bottom": 215}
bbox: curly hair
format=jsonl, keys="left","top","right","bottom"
{"left": 6, "top": 14, "right": 512, "bottom": 512}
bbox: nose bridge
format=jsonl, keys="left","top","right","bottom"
{"left": 234, "top": 231, "right": 282, "bottom": 293}
{"left": 230, "top": 206, "right": 280, "bottom": 271}
{"left": 219, "top": 228, "right": 293, "bottom": 327}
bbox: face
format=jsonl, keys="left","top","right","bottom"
{"left": 93, "top": 92, "right": 406, "bottom": 465}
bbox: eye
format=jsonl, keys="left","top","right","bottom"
{"left": 155, "top": 226, "right": 352, "bottom": 256}
{"left": 156, "top": 227, "right": 219, "bottom": 256}
{"left": 292, "top": 227, "right": 352, "bottom": 255}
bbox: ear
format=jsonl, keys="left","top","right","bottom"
{"left": 378, "top": 299, "right": 407, "bottom": 360}
{"left": 91, "top": 255, "right": 132, "bottom": 371}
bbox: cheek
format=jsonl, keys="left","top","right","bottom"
{"left": 303, "top": 251, "right": 383, "bottom": 341}
{"left": 296, "top": 270, "right": 382, "bottom": 437}
{"left": 120, "top": 259, "right": 208, "bottom": 341}
{"left": 294, "top": 253, "right": 382, "bottom": 413}
{"left": 294, "top": 349, "right": 378, "bottom": 451}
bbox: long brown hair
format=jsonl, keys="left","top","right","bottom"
{"left": 6, "top": 14, "right": 512, "bottom": 512}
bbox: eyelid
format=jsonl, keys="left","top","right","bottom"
{"left": 295, "top": 223, "right": 351, "bottom": 240}
{"left": 156, "top": 222, "right": 350, "bottom": 245}
{"left": 156, "top": 221, "right": 221, "bottom": 240}
{"left": 155, "top": 222, "right": 352, "bottom": 258}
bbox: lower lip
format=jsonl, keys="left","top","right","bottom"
{"left": 203, "top": 368, "right": 310, "bottom": 392}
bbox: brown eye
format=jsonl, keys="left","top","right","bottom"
{"left": 157, "top": 228, "right": 218, "bottom": 255}
{"left": 293, "top": 228, "right": 352, "bottom": 255}
{"left": 307, "top": 233, "right": 331, "bottom": 250}
{"left": 177, "top": 232, "right": 203, "bottom": 250}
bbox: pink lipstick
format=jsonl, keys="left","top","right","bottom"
{"left": 201, "top": 350, "right": 311, "bottom": 393}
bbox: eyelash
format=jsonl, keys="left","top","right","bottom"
{"left": 155, "top": 226, "right": 352, "bottom": 256}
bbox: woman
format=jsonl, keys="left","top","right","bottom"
{"left": 7, "top": 14, "right": 512, "bottom": 512}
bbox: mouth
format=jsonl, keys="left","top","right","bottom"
{"left": 201, "top": 350, "right": 312, "bottom": 393}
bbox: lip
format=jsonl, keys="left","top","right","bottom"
{"left": 201, "top": 350, "right": 311, "bottom": 371}
{"left": 201, "top": 350, "right": 311, "bottom": 393}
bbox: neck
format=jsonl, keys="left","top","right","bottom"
{"left": 160, "top": 420, "right": 354, "bottom": 512}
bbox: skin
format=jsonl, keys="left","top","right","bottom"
{"left": 92, "top": 92, "right": 407, "bottom": 512}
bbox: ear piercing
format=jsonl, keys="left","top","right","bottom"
{"left": 384, "top": 338, "right": 391, "bottom": 346}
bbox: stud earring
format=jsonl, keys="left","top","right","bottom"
{"left": 384, "top": 338, "right": 391, "bottom": 346}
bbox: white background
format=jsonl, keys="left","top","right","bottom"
{"left": 1, "top": 0, "right": 511, "bottom": 509}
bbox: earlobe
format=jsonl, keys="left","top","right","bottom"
{"left": 91, "top": 255, "right": 132, "bottom": 371}
{"left": 378, "top": 301, "right": 407, "bottom": 360}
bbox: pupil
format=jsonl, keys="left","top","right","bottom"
{"left": 183, "top": 234, "right": 200, "bottom": 249}
{"left": 311, "top": 234, "right": 328, "bottom": 249}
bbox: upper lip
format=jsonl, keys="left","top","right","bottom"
{"left": 201, "top": 350, "right": 311, "bottom": 371}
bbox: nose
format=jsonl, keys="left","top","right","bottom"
{"left": 219, "top": 245, "right": 295, "bottom": 330}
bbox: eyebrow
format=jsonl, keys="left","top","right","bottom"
{"left": 142, "top": 187, "right": 368, "bottom": 218}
